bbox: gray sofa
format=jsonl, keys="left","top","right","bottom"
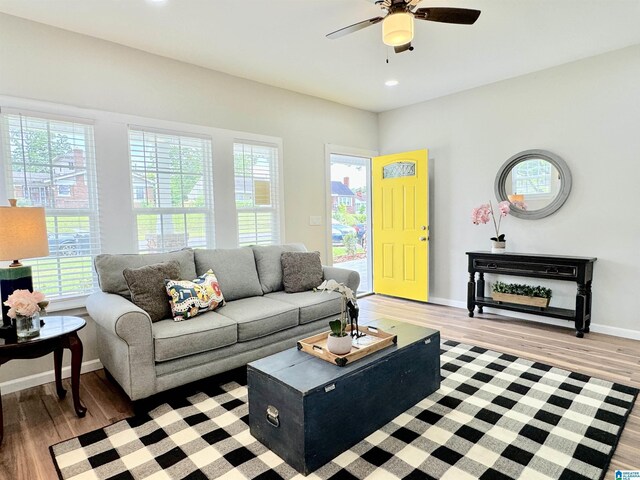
{"left": 85, "top": 244, "right": 359, "bottom": 401}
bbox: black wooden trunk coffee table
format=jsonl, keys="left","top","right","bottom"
{"left": 247, "top": 318, "right": 440, "bottom": 475}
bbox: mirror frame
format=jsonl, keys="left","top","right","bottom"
{"left": 494, "top": 149, "right": 572, "bottom": 220}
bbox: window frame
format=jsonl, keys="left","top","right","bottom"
{"left": 233, "top": 140, "right": 283, "bottom": 247}
{"left": 127, "top": 125, "right": 215, "bottom": 254}
{"left": 0, "top": 96, "right": 285, "bottom": 311}
{"left": 0, "top": 108, "right": 101, "bottom": 303}
{"left": 510, "top": 159, "right": 554, "bottom": 199}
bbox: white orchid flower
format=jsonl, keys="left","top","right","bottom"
{"left": 316, "top": 279, "right": 355, "bottom": 301}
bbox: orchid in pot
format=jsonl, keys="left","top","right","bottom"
{"left": 316, "top": 279, "right": 355, "bottom": 355}
{"left": 471, "top": 200, "right": 525, "bottom": 253}
{"left": 3, "top": 289, "right": 47, "bottom": 338}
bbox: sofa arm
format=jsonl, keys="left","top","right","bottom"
{"left": 323, "top": 266, "right": 360, "bottom": 293}
{"left": 86, "top": 291, "right": 153, "bottom": 346}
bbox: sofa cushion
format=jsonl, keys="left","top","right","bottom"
{"left": 165, "top": 270, "right": 225, "bottom": 321}
{"left": 152, "top": 311, "right": 237, "bottom": 362}
{"left": 251, "top": 243, "right": 307, "bottom": 294}
{"left": 95, "top": 249, "right": 196, "bottom": 299}
{"left": 123, "top": 261, "right": 181, "bottom": 322}
{"left": 216, "top": 296, "right": 298, "bottom": 342}
{"left": 281, "top": 251, "right": 323, "bottom": 293}
{"left": 265, "top": 290, "right": 342, "bottom": 325}
{"left": 194, "top": 248, "right": 262, "bottom": 301}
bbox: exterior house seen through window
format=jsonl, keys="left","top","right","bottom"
{"left": 128, "top": 127, "right": 214, "bottom": 253}
{"left": 0, "top": 111, "right": 100, "bottom": 299}
{"left": 234, "top": 141, "right": 280, "bottom": 246}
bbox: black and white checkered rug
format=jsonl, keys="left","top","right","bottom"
{"left": 50, "top": 341, "right": 638, "bottom": 479}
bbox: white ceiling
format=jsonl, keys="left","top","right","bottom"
{"left": 1, "top": 0, "right": 640, "bottom": 112}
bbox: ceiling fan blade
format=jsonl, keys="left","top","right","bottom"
{"left": 413, "top": 7, "right": 481, "bottom": 25}
{"left": 394, "top": 42, "right": 414, "bottom": 54}
{"left": 326, "top": 16, "right": 384, "bottom": 39}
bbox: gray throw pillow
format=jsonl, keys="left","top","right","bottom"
{"left": 193, "top": 248, "right": 263, "bottom": 301}
{"left": 95, "top": 249, "right": 196, "bottom": 299}
{"left": 252, "top": 243, "right": 308, "bottom": 294}
{"left": 281, "top": 251, "right": 323, "bottom": 293}
{"left": 123, "top": 261, "right": 181, "bottom": 322}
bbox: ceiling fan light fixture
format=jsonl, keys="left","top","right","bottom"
{"left": 382, "top": 12, "right": 414, "bottom": 47}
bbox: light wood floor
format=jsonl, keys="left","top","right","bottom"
{"left": 1, "top": 295, "right": 638, "bottom": 480}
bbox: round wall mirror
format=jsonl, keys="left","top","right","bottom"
{"left": 494, "top": 149, "right": 572, "bottom": 220}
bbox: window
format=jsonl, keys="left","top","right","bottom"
{"left": 57, "top": 185, "right": 72, "bottom": 197}
{"left": 511, "top": 159, "right": 552, "bottom": 197}
{"left": 234, "top": 141, "right": 281, "bottom": 246}
{"left": 0, "top": 111, "right": 100, "bottom": 300}
{"left": 128, "top": 127, "right": 213, "bottom": 253}
{"left": 133, "top": 185, "right": 146, "bottom": 201}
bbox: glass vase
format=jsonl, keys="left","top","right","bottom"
{"left": 15, "top": 312, "right": 41, "bottom": 339}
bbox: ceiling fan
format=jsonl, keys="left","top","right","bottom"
{"left": 326, "top": 0, "right": 481, "bottom": 53}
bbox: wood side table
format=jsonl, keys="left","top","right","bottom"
{"left": 0, "top": 315, "right": 87, "bottom": 445}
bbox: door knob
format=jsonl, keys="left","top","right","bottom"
{"left": 419, "top": 236, "right": 427, "bottom": 241}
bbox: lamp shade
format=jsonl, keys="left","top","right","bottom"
{"left": 0, "top": 205, "right": 49, "bottom": 263}
{"left": 382, "top": 12, "right": 414, "bottom": 47}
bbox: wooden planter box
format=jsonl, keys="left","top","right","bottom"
{"left": 492, "top": 292, "right": 550, "bottom": 308}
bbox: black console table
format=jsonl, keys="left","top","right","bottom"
{"left": 466, "top": 251, "right": 596, "bottom": 338}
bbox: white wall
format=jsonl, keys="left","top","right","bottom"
{"left": 0, "top": 13, "right": 378, "bottom": 257}
{"left": 1, "top": 11, "right": 638, "bottom": 392}
{"left": 379, "top": 44, "right": 640, "bottom": 337}
{"left": 0, "top": 13, "right": 378, "bottom": 386}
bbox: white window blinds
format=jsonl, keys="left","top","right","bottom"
{"left": 128, "top": 127, "right": 213, "bottom": 253}
{"left": 0, "top": 111, "right": 100, "bottom": 299}
{"left": 234, "top": 141, "right": 281, "bottom": 246}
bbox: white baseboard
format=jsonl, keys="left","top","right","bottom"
{"left": 0, "top": 359, "right": 103, "bottom": 396}
{"left": 587, "top": 323, "right": 640, "bottom": 340}
{"left": 429, "top": 296, "right": 467, "bottom": 309}
{"left": 427, "top": 297, "right": 640, "bottom": 341}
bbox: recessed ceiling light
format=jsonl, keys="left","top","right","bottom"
{"left": 385, "top": 80, "right": 399, "bottom": 87}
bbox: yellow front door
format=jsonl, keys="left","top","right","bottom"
{"left": 372, "top": 149, "right": 429, "bottom": 302}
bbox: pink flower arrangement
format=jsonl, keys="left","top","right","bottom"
{"left": 471, "top": 200, "right": 524, "bottom": 242}
{"left": 3, "top": 289, "right": 46, "bottom": 318}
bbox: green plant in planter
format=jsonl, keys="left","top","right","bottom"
{"left": 492, "top": 281, "right": 552, "bottom": 298}
{"left": 316, "top": 279, "right": 355, "bottom": 338}
{"left": 329, "top": 318, "right": 346, "bottom": 337}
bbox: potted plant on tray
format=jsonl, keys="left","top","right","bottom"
{"left": 492, "top": 281, "right": 552, "bottom": 309}
{"left": 317, "top": 279, "right": 355, "bottom": 355}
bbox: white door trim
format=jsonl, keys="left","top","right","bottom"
{"left": 324, "top": 144, "right": 378, "bottom": 292}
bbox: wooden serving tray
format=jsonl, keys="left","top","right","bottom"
{"left": 297, "top": 325, "right": 397, "bottom": 367}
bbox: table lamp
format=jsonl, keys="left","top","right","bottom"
{"left": 0, "top": 199, "right": 49, "bottom": 336}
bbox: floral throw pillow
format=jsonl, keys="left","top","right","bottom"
{"left": 165, "top": 270, "right": 225, "bottom": 321}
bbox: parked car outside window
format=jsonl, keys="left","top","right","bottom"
{"left": 331, "top": 220, "right": 356, "bottom": 245}
{"left": 48, "top": 232, "right": 91, "bottom": 257}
